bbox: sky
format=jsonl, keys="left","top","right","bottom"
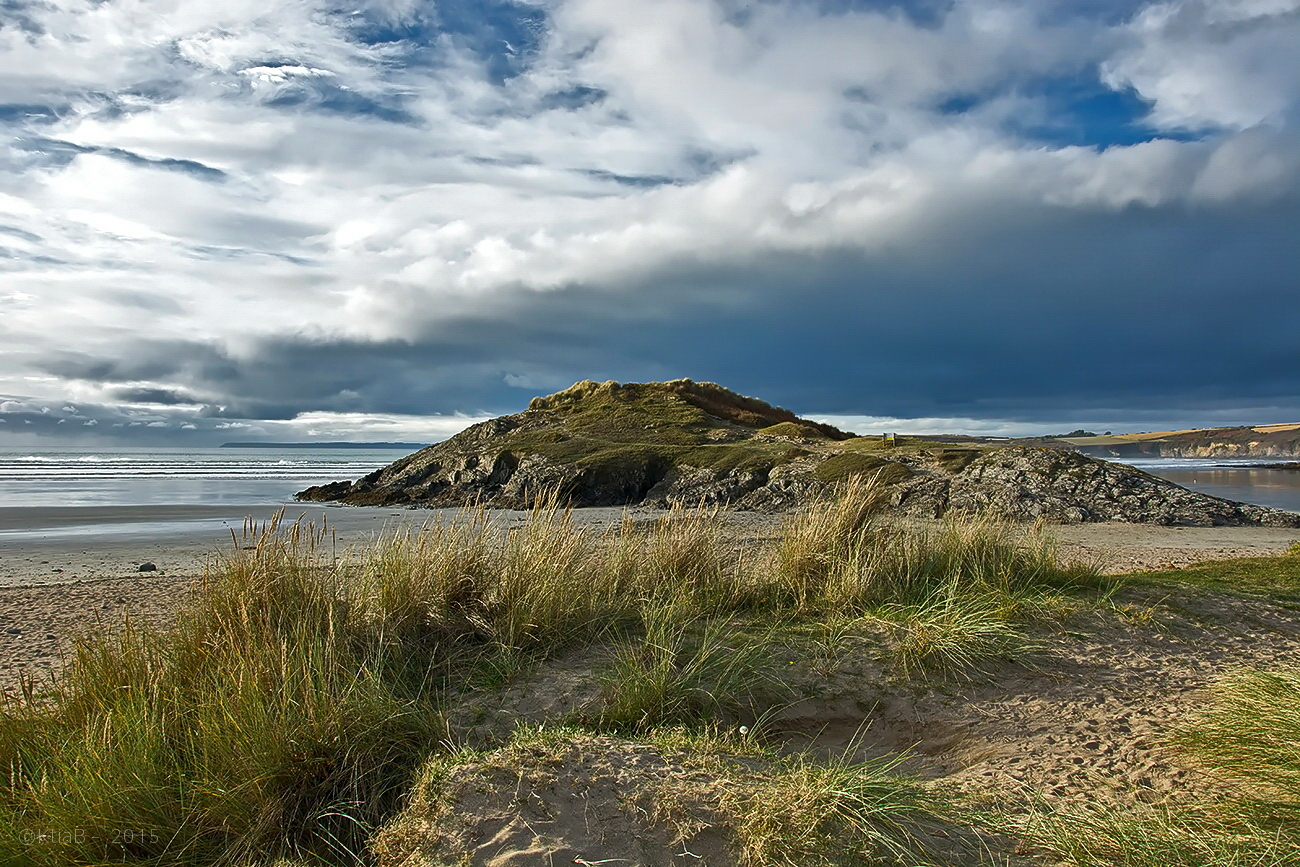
{"left": 0, "top": 0, "right": 1298, "bottom": 445}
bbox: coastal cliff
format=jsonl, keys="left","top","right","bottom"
{"left": 1064, "top": 423, "right": 1300, "bottom": 459}
{"left": 296, "top": 380, "right": 1300, "bottom": 527}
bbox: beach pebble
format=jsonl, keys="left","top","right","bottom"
{"left": 137, "top": 562, "right": 157, "bottom": 572}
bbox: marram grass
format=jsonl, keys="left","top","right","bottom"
{"left": 0, "top": 482, "right": 1105, "bottom": 866}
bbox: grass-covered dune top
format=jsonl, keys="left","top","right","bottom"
{"left": 526, "top": 378, "right": 854, "bottom": 440}
{"left": 297, "top": 379, "right": 1300, "bottom": 526}
{"left": 7, "top": 488, "right": 1300, "bottom": 867}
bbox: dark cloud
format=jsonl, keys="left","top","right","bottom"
{"left": 14, "top": 137, "right": 227, "bottom": 180}
{"left": 577, "top": 169, "right": 680, "bottom": 188}
{"left": 263, "top": 80, "right": 421, "bottom": 125}
{"left": 52, "top": 188, "right": 1295, "bottom": 432}
{"left": 3, "top": 0, "right": 1299, "bottom": 442}
{"left": 111, "top": 387, "right": 199, "bottom": 405}
{"left": 39, "top": 344, "right": 242, "bottom": 386}
{"left": 221, "top": 197, "right": 1300, "bottom": 427}
{"left": 0, "top": 224, "right": 40, "bottom": 243}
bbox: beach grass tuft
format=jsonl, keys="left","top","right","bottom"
{"left": 0, "top": 480, "right": 1111, "bottom": 865}
{"left": 727, "top": 751, "right": 964, "bottom": 866}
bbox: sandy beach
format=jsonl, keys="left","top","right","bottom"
{"left": 2, "top": 504, "right": 1299, "bottom": 865}
{"left": 1, "top": 505, "right": 1297, "bottom": 693}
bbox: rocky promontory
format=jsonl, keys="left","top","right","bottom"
{"left": 296, "top": 380, "right": 1300, "bottom": 527}
{"left": 1063, "top": 423, "right": 1300, "bottom": 459}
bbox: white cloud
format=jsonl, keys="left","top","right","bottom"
{"left": 0, "top": 0, "right": 1296, "bottom": 427}
{"left": 238, "top": 65, "right": 338, "bottom": 85}
{"left": 292, "top": 411, "right": 486, "bottom": 441}
{"left": 1102, "top": 0, "right": 1300, "bottom": 131}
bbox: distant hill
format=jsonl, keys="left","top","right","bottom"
{"left": 1052, "top": 423, "right": 1300, "bottom": 459}
{"left": 296, "top": 379, "right": 1299, "bottom": 526}
{"left": 221, "top": 442, "right": 430, "bottom": 449}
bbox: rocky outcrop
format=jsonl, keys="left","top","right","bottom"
{"left": 898, "top": 447, "right": 1299, "bottom": 526}
{"left": 296, "top": 380, "right": 1300, "bottom": 527}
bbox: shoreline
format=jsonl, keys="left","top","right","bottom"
{"left": 2, "top": 503, "right": 1298, "bottom": 587}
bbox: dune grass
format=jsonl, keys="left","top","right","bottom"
{"left": 0, "top": 516, "right": 446, "bottom": 866}
{"left": 1016, "top": 799, "right": 1296, "bottom": 867}
{"left": 0, "top": 482, "right": 1107, "bottom": 866}
{"left": 727, "top": 751, "right": 968, "bottom": 867}
{"left": 1176, "top": 668, "right": 1300, "bottom": 822}
{"left": 592, "top": 603, "right": 774, "bottom": 732}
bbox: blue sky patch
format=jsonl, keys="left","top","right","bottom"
{"left": 344, "top": 0, "right": 546, "bottom": 84}
{"left": 935, "top": 70, "right": 1195, "bottom": 149}
{"left": 1011, "top": 73, "right": 1181, "bottom": 148}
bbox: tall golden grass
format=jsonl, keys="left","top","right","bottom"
{"left": 0, "top": 481, "right": 1101, "bottom": 865}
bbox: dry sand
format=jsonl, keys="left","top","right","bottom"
{"left": 390, "top": 522, "right": 1300, "bottom": 866}
{"left": 2, "top": 508, "right": 1298, "bottom": 864}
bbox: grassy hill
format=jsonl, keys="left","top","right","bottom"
{"left": 297, "top": 380, "right": 1300, "bottom": 527}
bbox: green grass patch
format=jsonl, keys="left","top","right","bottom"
{"left": 525, "top": 383, "right": 729, "bottom": 445}
{"left": 933, "top": 449, "right": 983, "bottom": 473}
{"left": 1125, "top": 553, "right": 1300, "bottom": 597}
{"left": 815, "top": 452, "right": 912, "bottom": 485}
{"left": 759, "top": 421, "right": 829, "bottom": 439}
{"left": 503, "top": 432, "right": 797, "bottom": 477}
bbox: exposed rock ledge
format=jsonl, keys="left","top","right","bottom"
{"left": 296, "top": 380, "right": 1300, "bottom": 527}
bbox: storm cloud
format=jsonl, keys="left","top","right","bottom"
{"left": 1, "top": 0, "right": 1297, "bottom": 443}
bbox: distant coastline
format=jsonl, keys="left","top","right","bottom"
{"left": 220, "top": 442, "right": 428, "bottom": 449}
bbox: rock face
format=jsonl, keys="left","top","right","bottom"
{"left": 296, "top": 379, "right": 1300, "bottom": 527}
{"left": 297, "top": 379, "right": 852, "bottom": 510}
{"left": 931, "top": 447, "right": 1298, "bottom": 526}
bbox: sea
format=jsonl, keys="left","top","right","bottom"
{"left": 0, "top": 445, "right": 402, "bottom": 510}
{"left": 0, "top": 445, "right": 415, "bottom": 543}
{"left": 1118, "top": 457, "right": 1300, "bottom": 514}
{"left": 0, "top": 446, "right": 1298, "bottom": 543}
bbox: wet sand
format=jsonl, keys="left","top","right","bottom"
{"left": 0, "top": 503, "right": 552, "bottom": 587}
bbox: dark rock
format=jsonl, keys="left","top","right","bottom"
{"left": 896, "top": 447, "right": 1300, "bottom": 527}
{"left": 296, "top": 480, "right": 353, "bottom": 501}
{"left": 137, "top": 562, "right": 157, "bottom": 572}
{"left": 293, "top": 379, "right": 1300, "bottom": 527}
